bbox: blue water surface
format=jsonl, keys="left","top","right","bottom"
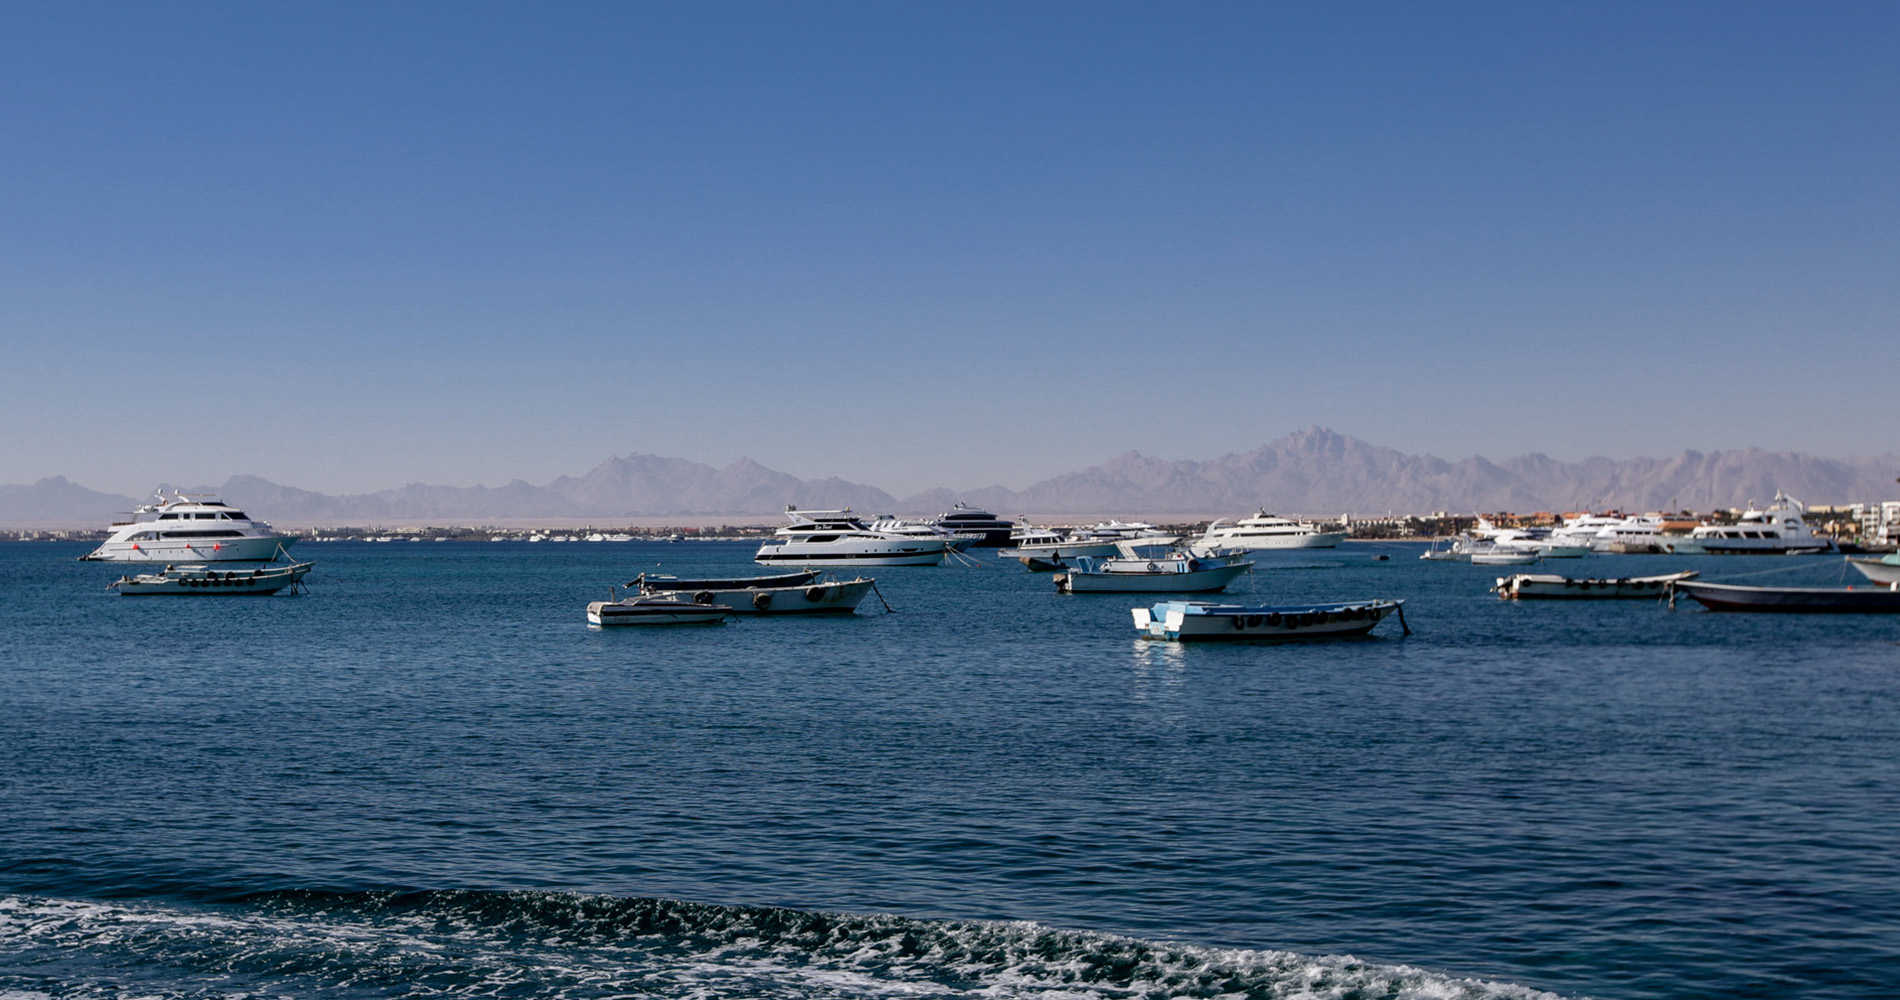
{"left": 2, "top": 541, "right": 1897, "bottom": 999}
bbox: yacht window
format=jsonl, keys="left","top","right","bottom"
{"left": 804, "top": 534, "right": 839, "bottom": 543}
{"left": 159, "top": 513, "right": 179, "bottom": 520}
{"left": 226, "top": 512, "right": 247, "bottom": 520}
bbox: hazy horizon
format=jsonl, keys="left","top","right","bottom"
{"left": 6, "top": 4, "right": 1896, "bottom": 497}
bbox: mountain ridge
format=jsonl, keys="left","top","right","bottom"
{"left": 4, "top": 427, "right": 1896, "bottom": 525}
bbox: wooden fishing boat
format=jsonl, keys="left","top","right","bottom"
{"left": 640, "top": 577, "right": 877, "bottom": 614}
{"left": 1494, "top": 570, "right": 1697, "bottom": 600}
{"left": 629, "top": 570, "right": 819, "bottom": 591}
{"left": 108, "top": 561, "right": 313, "bottom": 595}
{"left": 1133, "top": 598, "right": 1406, "bottom": 641}
{"left": 1666, "top": 579, "right": 1900, "bottom": 613}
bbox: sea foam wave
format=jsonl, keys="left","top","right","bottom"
{"left": 0, "top": 891, "right": 1569, "bottom": 999}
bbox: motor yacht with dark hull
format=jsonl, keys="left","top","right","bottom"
{"left": 81, "top": 494, "right": 295, "bottom": 563}
{"left": 929, "top": 503, "right": 1015, "bottom": 547}
{"left": 754, "top": 508, "right": 949, "bottom": 567}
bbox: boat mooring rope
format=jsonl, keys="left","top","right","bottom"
{"left": 870, "top": 579, "right": 897, "bottom": 613}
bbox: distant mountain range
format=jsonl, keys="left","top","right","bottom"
{"left": 5, "top": 427, "right": 1897, "bottom": 526}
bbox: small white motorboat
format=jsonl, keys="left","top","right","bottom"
{"left": 1133, "top": 598, "right": 1406, "bottom": 641}
{"left": 1469, "top": 549, "right": 1540, "bottom": 566}
{"left": 1494, "top": 570, "right": 1697, "bottom": 600}
{"left": 586, "top": 595, "right": 731, "bottom": 626}
{"left": 1054, "top": 543, "right": 1252, "bottom": 593}
{"left": 108, "top": 561, "right": 313, "bottom": 596}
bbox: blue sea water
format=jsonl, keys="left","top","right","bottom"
{"left": 2, "top": 540, "right": 1898, "bottom": 999}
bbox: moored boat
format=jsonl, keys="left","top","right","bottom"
{"left": 108, "top": 560, "right": 313, "bottom": 595}
{"left": 82, "top": 493, "right": 295, "bottom": 563}
{"left": 1847, "top": 555, "right": 1900, "bottom": 586}
{"left": 1134, "top": 598, "right": 1405, "bottom": 641}
{"left": 586, "top": 594, "right": 731, "bottom": 626}
{"left": 1668, "top": 492, "right": 1836, "bottom": 555}
{"left": 1666, "top": 579, "right": 1900, "bottom": 613}
{"left": 1494, "top": 570, "right": 1697, "bottom": 600}
{"left": 1053, "top": 544, "right": 1252, "bottom": 593}
{"left": 630, "top": 570, "right": 820, "bottom": 591}
{"left": 754, "top": 508, "right": 949, "bottom": 566}
{"left": 1469, "top": 549, "right": 1540, "bottom": 566}
{"left": 1190, "top": 511, "right": 1346, "bottom": 554}
{"left": 639, "top": 576, "right": 877, "bottom": 614}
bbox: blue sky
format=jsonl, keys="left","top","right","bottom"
{"left": 3, "top": 3, "right": 1895, "bottom": 497}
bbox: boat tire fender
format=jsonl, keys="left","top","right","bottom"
{"left": 1246, "top": 615, "right": 1264, "bottom": 627}
{"left": 1267, "top": 613, "right": 1283, "bottom": 627}
{"left": 753, "top": 592, "right": 773, "bottom": 610}
{"left": 806, "top": 586, "right": 828, "bottom": 601}
{"left": 694, "top": 591, "right": 713, "bottom": 605}
{"left": 1231, "top": 616, "right": 1245, "bottom": 630}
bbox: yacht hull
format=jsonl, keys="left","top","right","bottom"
{"left": 755, "top": 548, "right": 945, "bottom": 567}
{"left": 82, "top": 535, "right": 294, "bottom": 563}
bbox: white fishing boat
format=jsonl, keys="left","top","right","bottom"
{"left": 1668, "top": 493, "right": 1837, "bottom": 555}
{"left": 1133, "top": 598, "right": 1406, "bottom": 641}
{"left": 82, "top": 493, "right": 295, "bottom": 563}
{"left": 586, "top": 594, "right": 731, "bottom": 626}
{"left": 754, "top": 508, "right": 949, "bottom": 567}
{"left": 1469, "top": 549, "right": 1539, "bottom": 566}
{"left": 1053, "top": 543, "right": 1252, "bottom": 593}
{"left": 1494, "top": 570, "right": 1698, "bottom": 600}
{"left": 1190, "top": 511, "right": 1346, "bottom": 554}
{"left": 108, "top": 560, "right": 313, "bottom": 595}
{"left": 1847, "top": 555, "right": 1900, "bottom": 586}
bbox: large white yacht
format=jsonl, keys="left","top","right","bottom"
{"left": 82, "top": 493, "right": 295, "bottom": 563}
{"left": 1548, "top": 514, "right": 1625, "bottom": 549}
{"left": 755, "top": 507, "right": 950, "bottom": 566}
{"left": 1191, "top": 511, "right": 1347, "bottom": 553}
{"left": 1595, "top": 514, "right": 1670, "bottom": 552}
{"left": 1671, "top": 493, "right": 1836, "bottom": 555}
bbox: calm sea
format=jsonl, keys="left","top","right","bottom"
{"left": 3, "top": 541, "right": 1897, "bottom": 999}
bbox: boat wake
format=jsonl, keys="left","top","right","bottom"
{"left": 0, "top": 889, "right": 1566, "bottom": 999}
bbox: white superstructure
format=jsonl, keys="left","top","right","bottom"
{"left": 755, "top": 508, "right": 949, "bottom": 566}
{"left": 81, "top": 494, "right": 295, "bottom": 563}
{"left": 1191, "top": 511, "right": 1346, "bottom": 553}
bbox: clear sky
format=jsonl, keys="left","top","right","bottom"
{"left": 4, "top": 2, "right": 1895, "bottom": 497}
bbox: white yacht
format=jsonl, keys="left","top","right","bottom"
{"left": 755, "top": 507, "right": 950, "bottom": 566}
{"left": 1595, "top": 514, "right": 1670, "bottom": 553}
{"left": 1190, "top": 511, "right": 1347, "bottom": 553}
{"left": 1549, "top": 514, "right": 1627, "bottom": 551}
{"left": 82, "top": 493, "right": 295, "bottom": 563}
{"left": 1671, "top": 492, "right": 1836, "bottom": 555}
{"left": 868, "top": 515, "right": 978, "bottom": 551}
